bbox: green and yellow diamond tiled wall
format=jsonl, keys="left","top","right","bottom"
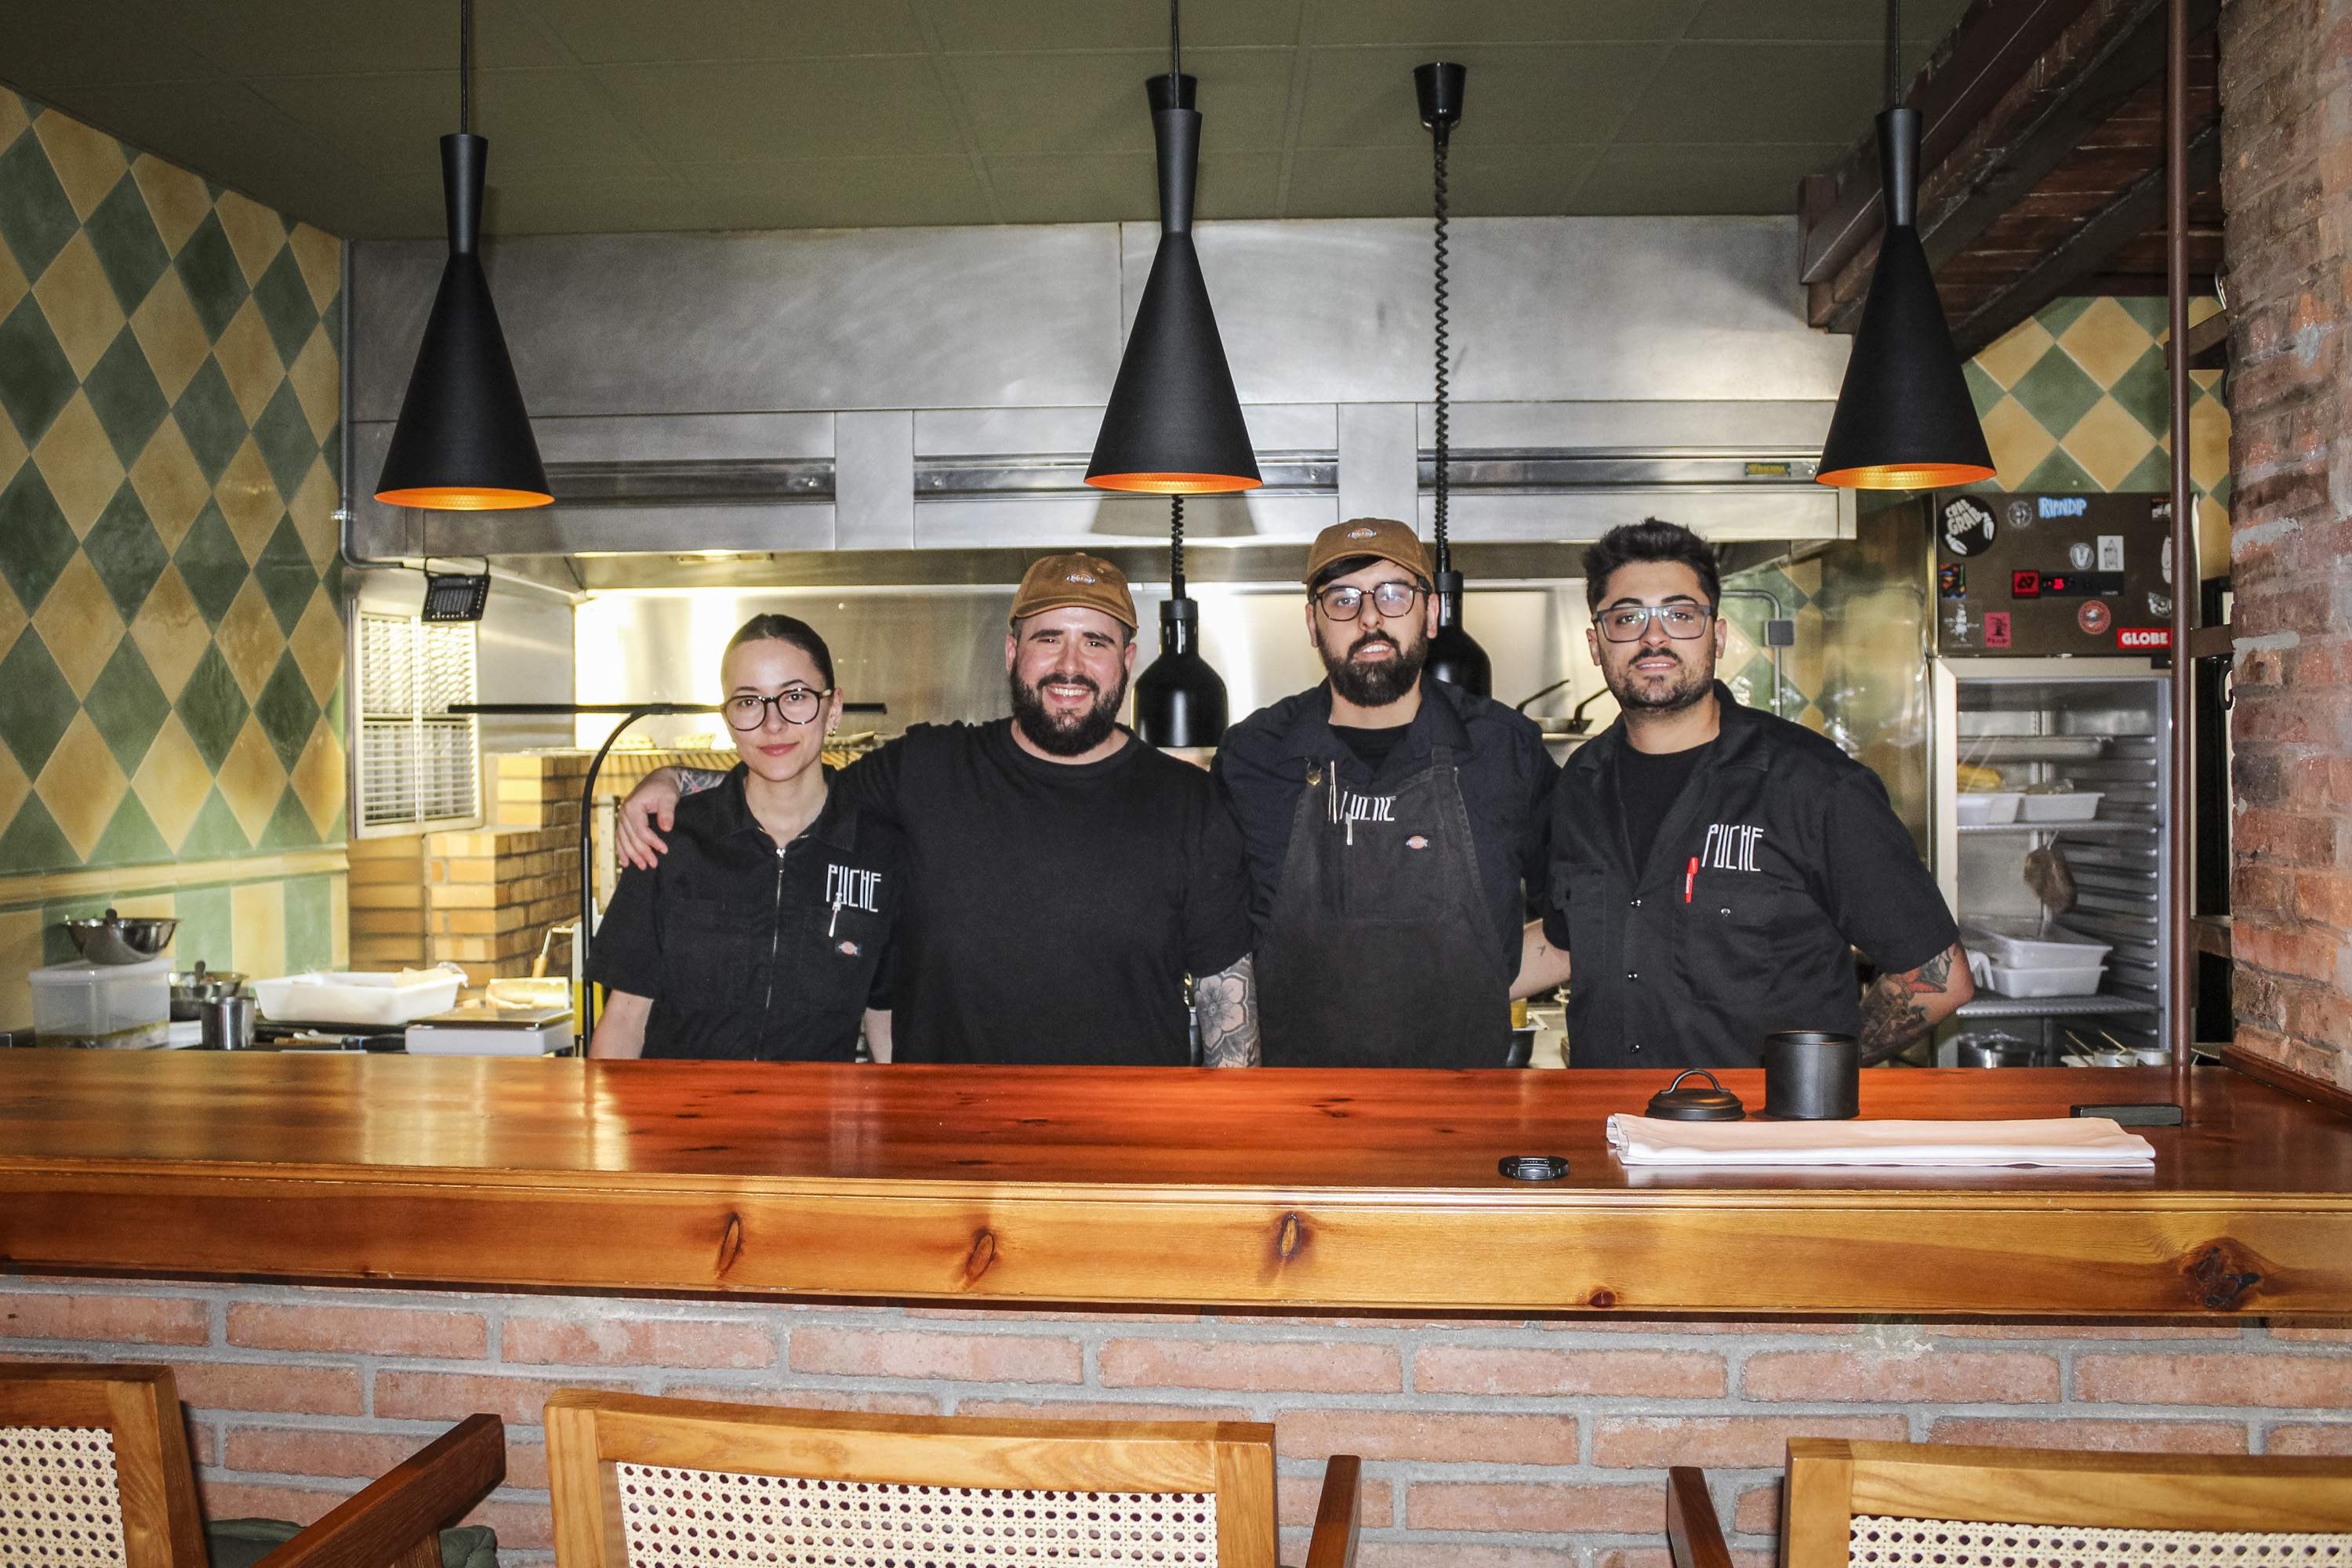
{"left": 1722, "top": 292, "right": 2235, "bottom": 728}
{"left": 0, "top": 92, "right": 347, "bottom": 1028}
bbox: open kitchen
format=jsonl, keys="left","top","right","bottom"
{"left": 4, "top": 1, "right": 2351, "bottom": 1564}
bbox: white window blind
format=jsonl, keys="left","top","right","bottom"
{"left": 356, "top": 612, "right": 481, "bottom": 832}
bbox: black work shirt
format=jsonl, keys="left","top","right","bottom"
{"left": 1215, "top": 677, "right": 1559, "bottom": 981}
{"left": 833, "top": 720, "right": 1254, "bottom": 1065}
{"left": 591, "top": 766, "right": 900, "bottom": 1061}
{"left": 1541, "top": 684, "right": 1958, "bottom": 1069}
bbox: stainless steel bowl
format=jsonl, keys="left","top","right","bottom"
{"left": 170, "top": 967, "right": 249, "bottom": 1021}
{"left": 61, "top": 907, "right": 179, "bottom": 965}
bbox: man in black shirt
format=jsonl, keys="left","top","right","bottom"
{"left": 1214, "top": 519, "right": 1560, "bottom": 1067}
{"left": 614, "top": 554, "right": 1260, "bottom": 1067}
{"left": 1538, "top": 519, "right": 1973, "bottom": 1068}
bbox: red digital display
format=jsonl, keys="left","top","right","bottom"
{"left": 2011, "top": 570, "right": 2041, "bottom": 598}
{"left": 2044, "top": 573, "right": 2072, "bottom": 593}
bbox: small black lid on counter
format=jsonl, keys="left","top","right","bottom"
{"left": 1646, "top": 1069, "right": 1744, "bottom": 1122}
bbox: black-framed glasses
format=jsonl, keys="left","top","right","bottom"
{"left": 1315, "top": 580, "right": 1425, "bottom": 622}
{"left": 1597, "top": 604, "right": 1713, "bottom": 642}
{"left": 723, "top": 688, "right": 833, "bottom": 730}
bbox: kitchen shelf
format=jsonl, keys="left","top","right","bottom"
{"left": 1957, "top": 737, "right": 2113, "bottom": 761}
{"left": 1956, "top": 820, "right": 2157, "bottom": 836}
{"left": 1956, "top": 992, "right": 2157, "bottom": 1020}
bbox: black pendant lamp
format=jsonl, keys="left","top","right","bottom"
{"left": 373, "top": 0, "right": 551, "bottom": 510}
{"left": 1134, "top": 495, "right": 1230, "bottom": 747}
{"left": 1815, "top": 0, "right": 1994, "bottom": 491}
{"left": 1086, "top": 0, "right": 1261, "bottom": 495}
{"left": 1415, "top": 61, "right": 1491, "bottom": 696}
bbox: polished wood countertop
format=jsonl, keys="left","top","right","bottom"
{"left": 3, "top": 1052, "right": 2350, "bottom": 1317}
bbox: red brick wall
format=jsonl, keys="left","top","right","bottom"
{"left": 2220, "top": 0, "right": 2352, "bottom": 1089}
{"left": 5, "top": 1279, "right": 2348, "bottom": 1566}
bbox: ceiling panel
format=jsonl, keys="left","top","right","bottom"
{"left": 533, "top": 0, "right": 931, "bottom": 63}
{"left": 2, "top": 0, "right": 1980, "bottom": 238}
{"left": 593, "top": 57, "right": 967, "bottom": 162}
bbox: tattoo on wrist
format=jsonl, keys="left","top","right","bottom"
{"left": 676, "top": 767, "right": 728, "bottom": 796}
{"left": 1857, "top": 945, "right": 1962, "bottom": 1065}
{"left": 1196, "top": 956, "right": 1261, "bottom": 1069}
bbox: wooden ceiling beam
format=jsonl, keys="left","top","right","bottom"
{"left": 1802, "top": 0, "right": 2216, "bottom": 334}
{"left": 1947, "top": 119, "right": 2220, "bottom": 358}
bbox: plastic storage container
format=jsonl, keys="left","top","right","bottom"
{"left": 1976, "top": 959, "right": 2107, "bottom": 998}
{"left": 31, "top": 956, "right": 172, "bottom": 1047}
{"left": 1955, "top": 792, "right": 2024, "bottom": 826}
{"left": 1964, "top": 920, "right": 2113, "bottom": 968}
{"left": 2018, "top": 790, "right": 2105, "bottom": 823}
{"left": 253, "top": 967, "right": 465, "bottom": 1025}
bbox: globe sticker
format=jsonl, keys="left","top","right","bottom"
{"left": 2078, "top": 601, "right": 2112, "bottom": 635}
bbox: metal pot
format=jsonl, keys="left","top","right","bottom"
{"left": 169, "top": 964, "right": 249, "bottom": 1022}
{"left": 1955, "top": 1032, "right": 2042, "bottom": 1069}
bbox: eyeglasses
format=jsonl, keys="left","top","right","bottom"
{"left": 1596, "top": 604, "right": 1713, "bottom": 642}
{"left": 1315, "top": 580, "right": 1425, "bottom": 622}
{"left": 723, "top": 688, "right": 833, "bottom": 730}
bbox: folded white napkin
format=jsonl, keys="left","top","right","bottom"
{"left": 1606, "top": 1114, "right": 2156, "bottom": 1167}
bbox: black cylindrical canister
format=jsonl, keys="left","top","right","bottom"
{"left": 1762, "top": 1031, "right": 1860, "bottom": 1120}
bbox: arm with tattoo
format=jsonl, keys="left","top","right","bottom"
{"left": 1194, "top": 954, "right": 1261, "bottom": 1068}
{"left": 1857, "top": 941, "right": 1976, "bottom": 1065}
{"left": 614, "top": 766, "right": 732, "bottom": 869}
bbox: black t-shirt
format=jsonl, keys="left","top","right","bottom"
{"left": 832, "top": 720, "right": 1254, "bottom": 1065}
{"left": 590, "top": 767, "right": 900, "bottom": 1062}
{"left": 1330, "top": 723, "right": 1411, "bottom": 769}
{"left": 1617, "top": 739, "right": 1712, "bottom": 871}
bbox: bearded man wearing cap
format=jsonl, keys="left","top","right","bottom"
{"left": 614, "top": 554, "right": 1260, "bottom": 1068}
{"left": 1212, "top": 519, "right": 1569, "bottom": 1067}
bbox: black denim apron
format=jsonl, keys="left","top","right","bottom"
{"left": 1256, "top": 745, "right": 1511, "bottom": 1068}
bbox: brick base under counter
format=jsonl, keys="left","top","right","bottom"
{"left": 5, "top": 1279, "right": 2347, "bottom": 1566}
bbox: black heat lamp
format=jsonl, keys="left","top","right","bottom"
{"left": 1815, "top": 0, "right": 1994, "bottom": 491}
{"left": 1134, "top": 495, "right": 1230, "bottom": 748}
{"left": 1086, "top": 1, "right": 1261, "bottom": 495}
{"left": 374, "top": 0, "right": 551, "bottom": 511}
{"left": 1414, "top": 61, "right": 1491, "bottom": 695}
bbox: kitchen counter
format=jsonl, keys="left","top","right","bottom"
{"left": 2, "top": 1051, "right": 2349, "bottom": 1317}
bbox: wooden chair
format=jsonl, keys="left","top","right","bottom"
{"left": 0, "top": 1363, "right": 505, "bottom": 1568}
{"left": 1667, "top": 1439, "right": 2352, "bottom": 1568}
{"left": 544, "top": 1389, "right": 1363, "bottom": 1568}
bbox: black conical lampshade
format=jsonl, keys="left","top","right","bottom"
{"left": 1816, "top": 107, "right": 1994, "bottom": 491}
{"left": 1135, "top": 597, "right": 1229, "bottom": 747}
{"left": 1087, "top": 74, "right": 1260, "bottom": 495}
{"left": 1425, "top": 572, "right": 1491, "bottom": 696}
{"left": 374, "top": 132, "right": 551, "bottom": 510}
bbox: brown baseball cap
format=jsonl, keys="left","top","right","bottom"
{"left": 1304, "top": 517, "right": 1432, "bottom": 587}
{"left": 1010, "top": 552, "right": 1138, "bottom": 630}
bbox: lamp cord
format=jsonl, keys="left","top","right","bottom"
{"left": 1431, "top": 119, "right": 1452, "bottom": 573}
{"left": 1883, "top": 0, "right": 1900, "bottom": 110}
{"left": 1169, "top": 0, "right": 1181, "bottom": 84}
{"left": 459, "top": 0, "right": 473, "bottom": 133}
{"left": 1170, "top": 494, "right": 1186, "bottom": 600}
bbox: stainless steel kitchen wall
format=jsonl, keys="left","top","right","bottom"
{"left": 572, "top": 583, "right": 1600, "bottom": 748}
{"left": 346, "top": 216, "right": 1853, "bottom": 564}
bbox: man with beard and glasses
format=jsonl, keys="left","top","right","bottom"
{"left": 1539, "top": 518, "right": 1973, "bottom": 1070}
{"left": 611, "top": 554, "right": 1260, "bottom": 1068}
{"left": 1212, "top": 519, "right": 1562, "bottom": 1068}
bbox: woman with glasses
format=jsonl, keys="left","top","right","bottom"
{"left": 588, "top": 614, "right": 902, "bottom": 1062}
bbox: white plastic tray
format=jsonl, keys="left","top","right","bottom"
{"left": 1956, "top": 792, "right": 2023, "bottom": 826}
{"left": 2019, "top": 791, "right": 2104, "bottom": 822}
{"left": 254, "top": 967, "right": 465, "bottom": 1025}
{"left": 1965, "top": 921, "right": 2113, "bottom": 969}
{"left": 1978, "top": 959, "right": 2106, "bottom": 999}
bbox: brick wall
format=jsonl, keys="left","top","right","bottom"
{"left": 345, "top": 753, "right": 584, "bottom": 982}
{"left": 5, "top": 1279, "right": 2348, "bottom": 1566}
{"left": 2219, "top": 0, "right": 2352, "bottom": 1088}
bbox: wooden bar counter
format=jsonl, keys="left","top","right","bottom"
{"left": 4, "top": 1052, "right": 2351, "bottom": 1319}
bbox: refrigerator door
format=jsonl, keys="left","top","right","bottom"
{"left": 1932, "top": 659, "right": 2171, "bottom": 1064}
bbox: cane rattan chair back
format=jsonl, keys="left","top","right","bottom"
{"left": 0, "top": 1362, "right": 506, "bottom": 1568}
{"left": 0, "top": 1363, "right": 208, "bottom": 1568}
{"left": 1784, "top": 1439, "right": 2352, "bottom": 1566}
{"left": 544, "top": 1390, "right": 1363, "bottom": 1568}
